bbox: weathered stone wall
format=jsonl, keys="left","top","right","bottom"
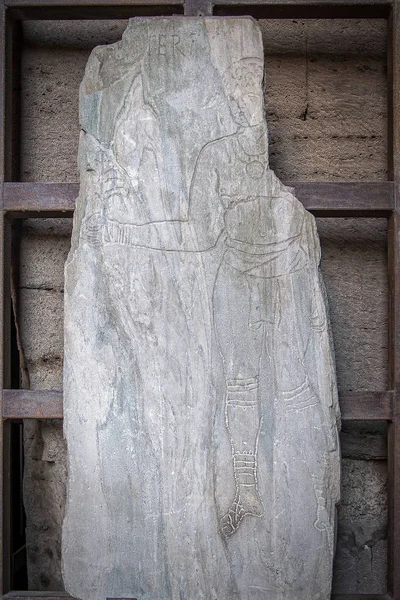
{"left": 20, "top": 18, "right": 388, "bottom": 593}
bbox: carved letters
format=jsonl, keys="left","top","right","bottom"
{"left": 63, "top": 17, "right": 341, "bottom": 600}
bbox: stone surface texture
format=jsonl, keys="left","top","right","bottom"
{"left": 62, "top": 17, "right": 340, "bottom": 600}
{"left": 20, "top": 19, "right": 388, "bottom": 594}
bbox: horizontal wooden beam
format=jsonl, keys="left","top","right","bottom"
{"left": 3, "top": 595, "right": 73, "bottom": 600}
{"left": 5, "top": 0, "right": 181, "bottom": 5}
{"left": 4, "top": 3, "right": 183, "bottom": 19}
{"left": 4, "top": 0, "right": 391, "bottom": 19}
{"left": 0, "top": 593, "right": 393, "bottom": 600}
{"left": 332, "top": 595, "right": 392, "bottom": 600}
{"left": 293, "top": 181, "right": 395, "bottom": 217}
{"left": 213, "top": 0, "right": 391, "bottom": 19}
{"left": 213, "top": 0, "right": 391, "bottom": 5}
{"left": 2, "top": 389, "right": 394, "bottom": 421}
{"left": 340, "top": 391, "right": 394, "bottom": 421}
{"left": 2, "top": 181, "right": 395, "bottom": 218}
{"left": 3, "top": 390, "right": 63, "bottom": 420}
{"left": 3, "top": 182, "right": 76, "bottom": 218}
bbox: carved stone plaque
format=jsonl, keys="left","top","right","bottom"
{"left": 62, "top": 17, "right": 341, "bottom": 600}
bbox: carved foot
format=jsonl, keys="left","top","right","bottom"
{"left": 221, "top": 486, "right": 263, "bottom": 537}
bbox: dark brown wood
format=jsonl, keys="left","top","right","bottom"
{"left": 388, "top": 1, "right": 400, "bottom": 596}
{"left": 4, "top": 0, "right": 391, "bottom": 20}
{"left": 3, "top": 183, "right": 76, "bottom": 217}
{"left": 388, "top": 10, "right": 395, "bottom": 181}
{"left": 1, "top": 419, "right": 11, "bottom": 596}
{"left": 4, "top": 16, "right": 21, "bottom": 183}
{"left": 339, "top": 391, "right": 394, "bottom": 421}
{"left": 213, "top": 2, "right": 390, "bottom": 17}
{"left": 332, "top": 596, "right": 393, "bottom": 600}
{"left": 2, "top": 388, "right": 392, "bottom": 421}
{"left": 390, "top": 3, "right": 400, "bottom": 183}
{"left": 292, "top": 181, "right": 395, "bottom": 217}
{"left": 1, "top": 221, "right": 12, "bottom": 596}
{"left": 388, "top": 407, "right": 400, "bottom": 600}
{"left": 388, "top": 209, "right": 400, "bottom": 599}
{"left": 6, "top": 0, "right": 179, "bottom": 5}
{"left": 3, "top": 181, "right": 395, "bottom": 218}
{"left": 1, "top": 3, "right": 14, "bottom": 594}
{"left": 3, "top": 19, "right": 23, "bottom": 592}
{"left": 2, "top": 221, "right": 13, "bottom": 596}
{"left": 5, "top": 0, "right": 391, "bottom": 21}
{"left": 5, "top": 3, "right": 183, "bottom": 21}
{"left": 212, "top": 0, "right": 391, "bottom": 4}
{"left": 3, "top": 390, "right": 63, "bottom": 420}
{"left": 0, "top": 1, "right": 5, "bottom": 593}
{"left": 3, "top": 595, "right": 73, "bottom": 600}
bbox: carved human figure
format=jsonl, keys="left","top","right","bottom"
{"left": 83, "top": 56, "right": 339, "bottom": 544}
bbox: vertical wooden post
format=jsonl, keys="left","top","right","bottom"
{"left": 388, "top": 2, "right": 400, "bottom": 598}
{"left": 387, "top": 208, "right": 400, "bottom": 600}
{"left": 0, "top": 3, "right": 21, "bottom": 592}
{"left": 0, "top": 0, "right": 8, "bottom": 593}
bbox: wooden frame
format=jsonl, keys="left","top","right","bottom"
{"left": 0, "top": 0, "right": 398, "bottom": 597}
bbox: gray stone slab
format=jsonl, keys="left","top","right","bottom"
{"left": 62, "top": 17, "right": 341, "bottom": 600}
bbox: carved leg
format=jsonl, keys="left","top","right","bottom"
{"left": 311, "top": 467, "right": 330, "bottom": 533}
{"left": 221, "top": 377, "right": 263, "bottom": 537}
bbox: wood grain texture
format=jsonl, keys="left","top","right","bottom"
{"left": 0, "top": 1, "right": 5, "bottom": 592}
{"left": 3, "top": 182, "right": 76, "bottom": 217}
{"left": 4, "top": 0, "right": 391, "bottom": 21}
{"left": 388, "top": 204, "right": 400, "bottom": 599}
{"left": 388, "top": 0, "right": 400, "bottom": 596}
{"left": 4, "top": 3, "right": 183, "bottom": 21}
{"left": 339, "top": 392, "right": 394, "bottom": 421}
{"left": 3, "top": 390, "right": 63, "bottom": 420}
{"left": 1, "top": 4, "right": 15, "bottom": 594}
{"left": 213, "top": 3, "right": 390, "bottom": 17}
{"left": 3, "top": 595, "right": 73, "bottom": 599}
{"left": 332, "top": 595, "right": 392, "bottom": 600}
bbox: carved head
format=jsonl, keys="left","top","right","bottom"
{"left": 223, "top": 58, "right": 264, "bottom": 127}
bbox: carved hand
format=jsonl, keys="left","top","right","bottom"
{"left": 220, "top": 194, "right": 268, "bottom": 210}
{"left": 81, "top": 212, "right": 105, "bottom": 247}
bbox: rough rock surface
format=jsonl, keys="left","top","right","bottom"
{"left": 62, "top": 17, "right": 340, "bottom": 600}
{"left": 20, "top": 18, "right": 388, "bottom": 594}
